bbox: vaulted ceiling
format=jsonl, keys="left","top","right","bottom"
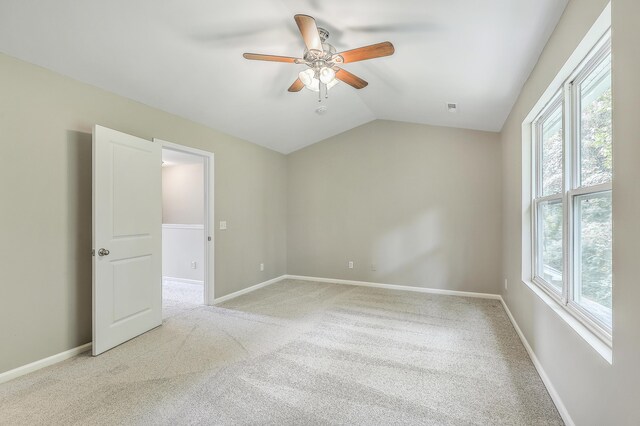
{"left": 0, "top": 0, "right": 567, "bottom": 153}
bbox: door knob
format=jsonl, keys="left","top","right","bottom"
{"left": 98, "top": 248, "right": 110, "bottom": 257}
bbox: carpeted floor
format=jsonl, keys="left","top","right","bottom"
{"left": 0, "top": 279, "right": 562, "bottom": 425}
{"left": 163, "top": 278, "right": 204, "bottom": 305}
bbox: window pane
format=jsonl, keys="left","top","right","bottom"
{"left": 574, "top": 191, "right": 612, "bottom": 328}
{"left": 579, "top": 53, "right": 612, "bottom": 186}
{"left": 537, "top": 200, "right": 563, "bottom": 290}
{"left": 540, "top": 103, "right": 563, "bottom": 196}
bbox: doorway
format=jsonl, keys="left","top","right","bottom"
{"left": 158, "top": 140, "right": 214, "bottom": 309}
{"left": 92, "top": 127, "right": 215, "bottom": 355}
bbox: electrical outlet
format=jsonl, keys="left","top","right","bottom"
{"left": 191, "top": 261, "right": 197, "bottom": 269}
{"left": 219, "top": 221, "right": 227, "bottom": 230}
{"left": 348, "top": 261, "right": 354, "bottom": 269}
{"left": 371, "top": 263, "right": 377, "bottom": 271}
{"left": 260, "top": 263, "right": 264, "bottom": 271}
{"left": 504, "top": 278, "right": 508, "bottom": 290}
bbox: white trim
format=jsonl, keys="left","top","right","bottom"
{"left": 212, "top": 275, "right": 502, "bottom": 304}
{"left": 569, "top": 182, "right": 612, "bottom": 197}
{"left": 499, "top": 297, "right": 575, "bottom": 426}
{"left": 285, "top": 275, "right": 501, "bottom": 300}
{"left": 524, "top": 279, "right": 612, "bottom": 363}
{"left": 0, "top": 343, "right": 92, "bottom": 385}
{"left": 532, "top": 275, "right": 564, "bottom": 304}
{"left": 157, "top": 140, "right": 214, "bottom": 158}
{"left": 525, "top": 3, "right": 613, "bottom": 351}
{"left": 534, "top": 193, "right": 563, "bottom": 204}
{"left": 212, "top": 275, "right": 288, "bottom": 304}
{"left": 211, "top": 274, "right": 501, "bottom": 304}
{"left": 162, "top": 276, "right": 204, "bottom": 286}
{"left": 155, "top": 138, "right": 215, "bottom": 306}
{"left": 162, "top": 223, "right": 204, "bottom": 230}
{"left": 523, "top": 3, "right": 611, "bottom": 125}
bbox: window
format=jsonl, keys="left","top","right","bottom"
{"left": 532, "top": 33, "right": 612, "bottom": 343}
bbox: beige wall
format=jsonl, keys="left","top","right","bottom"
{"left": 287, "top": 120, "right": 502, "bottom": 294}
{"left": 610, "top": 1, "right": 640, "bottom": 421}
{"left": 4, "top": 2, "right": 640, "bottom": 421}
{"left": 0, "top": 52, "right": 287, "bottom": 374}
{"left": 501, "top": 0, "right": 640, "bottom": 423}
{"left": 162, "top": 163, "right": 204, "bottom": 225}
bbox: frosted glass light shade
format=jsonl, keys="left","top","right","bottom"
{"left": 319, "top": 67, "right": 336, "bottom": 84}
{"left": 299, "top": 69, "right": 319, "bottom": 92}
{"left": 299, "top": 68, "right": 339, "bottom": 92}
{"left": 299, "top": 69, "right": 314, "bottom": 86}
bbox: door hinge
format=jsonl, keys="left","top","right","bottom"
{"left": 91, "top": 249, "right": 95, "bottom": 256}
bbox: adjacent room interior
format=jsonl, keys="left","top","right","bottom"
{"left": 1, "top": 0, "right": 639, "bottom": 424}
{"left": 161, "top": 148, "right": 206, "bottom": 306}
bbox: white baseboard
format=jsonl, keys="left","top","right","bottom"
{"left": 284, "top": 275, "right": 501, "bottom": 300}
{"left": 211, "top": 274, "right": 501, "bottom": 305}
{"left": 163, "top": 276, "right": 204, "bottom": 286}
{"left": 499, "top": 297, "right": 574, "bottom": 426}
{"left": 212, "top": 275, "right": 287, "bottom": 304}
{"left": 0, "top": 342, "right": 92, "bottom": 385}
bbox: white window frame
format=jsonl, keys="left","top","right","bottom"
{"left": 531, "top": 31, "right": 612, "bottom": 346}
{"left": 532, "top": 92, "right": 565, "bottom": 303}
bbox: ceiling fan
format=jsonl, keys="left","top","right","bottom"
{"left": 243, "top": 14, "right": 395, "bottom": 100}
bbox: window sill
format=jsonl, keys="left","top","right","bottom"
{"left": 522, "top": 279, "right": 612, "bottom": 364}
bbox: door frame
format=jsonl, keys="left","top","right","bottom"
{"left": 155, "top": 138, "right": 215, "bottom": 305}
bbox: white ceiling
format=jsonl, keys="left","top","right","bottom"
{"left": 0, "top": 0, "right": 567, "bottom": 154}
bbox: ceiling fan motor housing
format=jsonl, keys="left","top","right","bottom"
{"left": 303, "top": 43, "right": 336, "bottom": 62}
{"left": 318, "top": 27, "right": 329, "bottom": 42}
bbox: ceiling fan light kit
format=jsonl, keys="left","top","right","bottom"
{"left": 243, "top": 14, "right": 395, "bottom": 103}
{"left": 299, "top": 68, "right": 338, "bottom": 93}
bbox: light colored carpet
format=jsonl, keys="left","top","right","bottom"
{"left": 163, "top": 279, "right": 204, "bottom": 305}
{"left": 0, "top": 279, "right": 562, "bottom": 425}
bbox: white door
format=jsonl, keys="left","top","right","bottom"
{"left": 92, "top": 125, "right": 162, "bottom": 356}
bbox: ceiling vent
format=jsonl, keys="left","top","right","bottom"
{"left": 447, "top": 103, "right": 458, "bottom": 113}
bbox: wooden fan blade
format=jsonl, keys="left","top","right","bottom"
{"left": 334, "top": 41, "right": 395, "bottom": 64}
{"left": 288, "top": 78, "right": 304, "bottom": 92}
{"left": 294, "top": 14, "right": 323, "bottom": 52}
{"left": 243, "top": 53, "right": 298, "bottom": 63}
{"left": 335, "top": 68, "right": 368, "bottom": 89}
